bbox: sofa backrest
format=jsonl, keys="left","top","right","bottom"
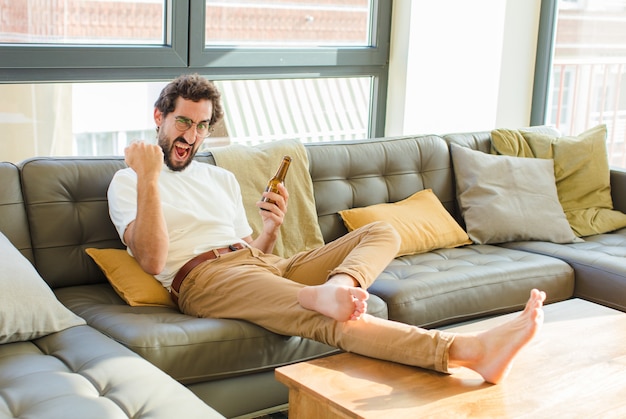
{"left": 305, "top": 135, "right": 457, "bottom": 243}
{"left": 14, "top": 129, "right": 568, "bottom": 289}
{"left": 0, "top": 162, "right": 33, "bottom": 263}
{"left": 19, "top": 157, "right": 127, "bottom": 288}
{"left": 10, "top": 135, "right": 457, "bottom": 289}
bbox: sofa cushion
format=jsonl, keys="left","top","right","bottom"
{"left": 338, "top": 189, "right": 471, "bottom": 256}
{"left": 19, "top": 157, "right": 127, "bottom": 289}
{"left": 55, "top": 284, "right": 387, "bottom": 385}
{"left": 450, "top": 144, "right": 577, "bottom": 244}
{"left": 501, "top": 228, "right": 626, "bottom": 312}
{"left": 306, "top": 135, "right": 457, "bottom": 244}
{"left": 0, "top": 325, "right": 223, "bottom": 419}
{"left": 491, "top": 124, "right": 626, "bottom": 236}
{"left": 443, "top": 126, "right": 562, "bottom": 155}
{"left": 369, "top": 245, "right": 575, "bottom": 328}
{"left": 210, "top": 138, "right": 325, "bottom": 257}
{"left": 0, "top": 162, "right": 33, "bottom": 263}
{"left": 0, "top": 232, "right": 85, "bottom": 344}
{"left": 85, "top": 248, "right": 177, "bottom": 308}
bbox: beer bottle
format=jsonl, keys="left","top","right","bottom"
{"left": 261, "top": 155, "right": 291, "bottom": 209}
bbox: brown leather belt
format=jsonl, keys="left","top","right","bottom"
{"left": 170, "top": 243, "right": 246, "bottom": 305}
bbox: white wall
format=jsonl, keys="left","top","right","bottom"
{"left": 386, "top": 0, "right": 542, "bottom": 136}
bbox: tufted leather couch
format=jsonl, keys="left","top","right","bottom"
{"left": 1, "top": 127, "right": 625, "bottom": 418}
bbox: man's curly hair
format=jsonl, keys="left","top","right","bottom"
{"left": 154, "top": 74, "right": 224, "bottom": 133}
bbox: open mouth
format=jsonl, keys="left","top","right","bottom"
{"left": 174, "top": 140, "right": 191, "bottom": 160}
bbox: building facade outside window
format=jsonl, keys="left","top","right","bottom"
{"left": 536, "top": 0, "right": 626, "bottom": 167}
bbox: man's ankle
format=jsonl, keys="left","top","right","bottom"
{"left": 327, "top": 274, "right": 359, "bottom": 287}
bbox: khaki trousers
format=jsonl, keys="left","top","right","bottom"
{"left": 178, "top": 221, "right": 454, "bottom": 373}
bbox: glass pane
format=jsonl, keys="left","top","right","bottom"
{"left": 205, "top": 0, "right": 372, "bottom": 47}
{"left": 0, "top": 82, "right": 164, "bottom": 163}
{"left": 0, "top": 77, "right": 371, "bottom": 163}
{"left": 212, "top": 77, "right": 371, "bottom": 148}
{"left": 546, "top": 0, "right": 626, "bottom": 167}
{"left": 0, "top": 1, "right": 165, "bottom": 45}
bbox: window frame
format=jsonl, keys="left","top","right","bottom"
{"left": 0, "top": 1, "right": 391, "bottom": 137}
{"left": 531, "top": 0, "right": 560, "bottom": 126}
{"left": 0, "top": 1, "right": 189, "bottom": 80}
{"left": 189, "top": 1, "right": 389, "bottom": 68}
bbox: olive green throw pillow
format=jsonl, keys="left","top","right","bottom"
{"left": 450, "top": 144, "right": 578, "bottom": 245}
{"left": 491, "top": 124, "right": 626, "bottom": 236}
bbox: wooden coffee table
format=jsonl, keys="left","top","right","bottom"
{"left": 275, "top": 299, "right": 626, "bottom": 418}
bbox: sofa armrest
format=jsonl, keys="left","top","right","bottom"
{"left": 610, "top": 168, "right": 626, "bottom": 213}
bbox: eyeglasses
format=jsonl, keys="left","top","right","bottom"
{"left": 174, "top": 116, "right": 211, "bottom": 138}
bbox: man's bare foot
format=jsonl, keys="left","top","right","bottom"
{"left": 297, "top": 283, "right": 369, "bottom": 322}
{"left": 449, "top": 289, "right": 546, "bottom": 384}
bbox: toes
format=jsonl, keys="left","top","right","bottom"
{"left": 349, "top": 287, "right": 369, "bottom": 301}
{"left": 351, "top": 299, "right": 367, "bottom": 321}
{"left": 350, "top": 307, "right": 366, "bottom": 321}
{"left": 352, "top": 296, "right": 367, "bottom": 311}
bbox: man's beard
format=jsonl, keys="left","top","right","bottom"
{"left": 158, "top": 133, "right": 196, "bottom": 172}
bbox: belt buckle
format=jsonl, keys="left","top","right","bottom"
{"left": 228, "top": 244, "right": 239, "bottom": 251}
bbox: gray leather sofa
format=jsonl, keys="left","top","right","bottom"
{"left": 1, "top": 126, "right": 624, "bottom": 418}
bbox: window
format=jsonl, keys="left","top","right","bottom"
{"left": 0, "top": 1, "right": 390, "bottom": 163}
{"left": 215, "top": 77, "right": 371, "bottom": 145}
{"left": 533, "top": 0, "right": 626, "bottom": 167}
{"left": 204, "top": 1, "right": 372, "bottom": 47}
{"left": 0, "top": 1, "right": 165, "bottom": 45}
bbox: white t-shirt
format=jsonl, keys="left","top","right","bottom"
{"left": 108, "top": 160, "right": 253, "bottom": 289}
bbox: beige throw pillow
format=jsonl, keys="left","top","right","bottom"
{"left": 450, "top": 144, "right": 578, "bottom": 244}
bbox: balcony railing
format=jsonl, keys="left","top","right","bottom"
{"left": 548, "top": 60, "right": 626, "bottom": 167}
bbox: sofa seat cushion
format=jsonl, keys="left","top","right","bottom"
{"left": 369, "top": 245, "right": 574, "bottom": 328}
{"left": 0, "top": 325, "right": 223, "bottom": 419}
{"left": 56, "top": 284, "right": 387, "bottom": 384}
{"left": 500, "top": 228, "right": 626, "bottom": 312}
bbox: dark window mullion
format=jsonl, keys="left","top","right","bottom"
{"left": 531, "top": 0, "right": 559, "bottom": 126}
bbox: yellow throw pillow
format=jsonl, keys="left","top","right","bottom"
{"left": 338, "top": 189, "right": 471, "bottom": 257}
{"left": 491, "top": 124, "right": 626, "bottom": 236}
{"left": 85, "top": 248, "right": 177, "bottom": 308}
